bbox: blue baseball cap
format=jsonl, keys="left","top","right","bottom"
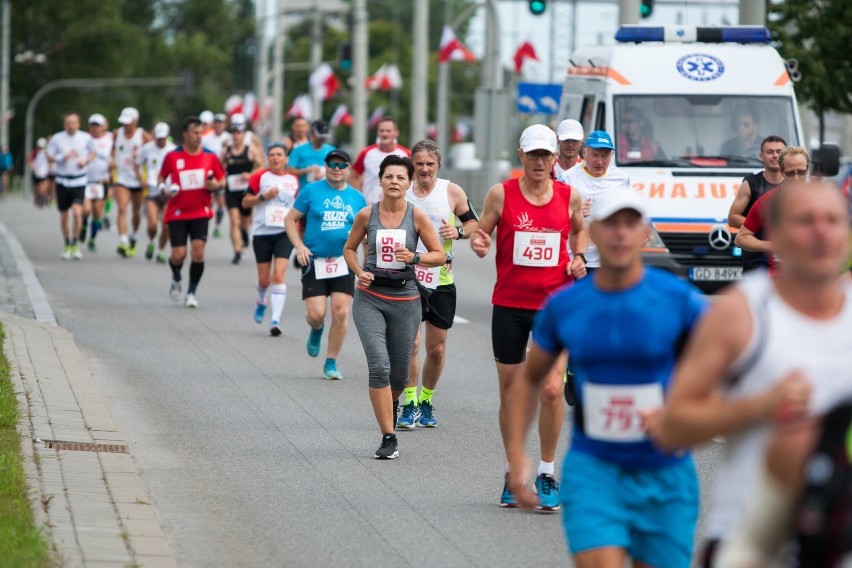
{"left": 585, "top": 130, "right": 615, "bottom": 150}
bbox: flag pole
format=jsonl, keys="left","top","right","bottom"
{"left": 436, "top": 1, "right": 451, "bottom": 152}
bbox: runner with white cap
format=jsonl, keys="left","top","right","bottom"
{"left": 113, "top": 106, "right": 152, "bottom": 257}
{"left": 471, "top": 123, "right": 588, "bottom": 510}
{"left": 559, "top": 130, "right": 630, "bottom": 274}
{"left": 138, "top": 122, "right": 176, "bottom": 262}
{"left": 229, "top": 112, "right": 263, "bottom": 160}
{"left": 199, "top": 110, "right": 214, "bottom": 135}
{"left": 81, "top": 113, "right": 113, "bottom": 252}
{"left": 553, "top": 119, "right": 584, "bottom": 179}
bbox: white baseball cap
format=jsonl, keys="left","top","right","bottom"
{"left": 153, "top": 122, "right": 170, "bottom": 139}
{"left": 519, "top": 124, "right": 557, "bottom": 153}
{"left": 230, "top": 112, "right": 246, "bottom": 126}
{"left": 36, "top": 137, "right": 47, "bottom": 148}
{"left": 556, "top": 119, "right": 584, "bottom": 141}
{"left": 88, "top": 113, "right": 107, "bottom": 126}
{"left": 591, "top": 190, "right": 649, "bottom": 222}
{"left": 199, "top": 110, "right": 214, "bottom": 124}
{"left": 118, "top": 107, "right": 139, "bottom": 125}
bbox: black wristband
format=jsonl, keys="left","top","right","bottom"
{"left": 576, "top": 253, "right": 587, "bottom": 265}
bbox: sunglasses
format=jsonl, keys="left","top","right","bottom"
{"left": 783, "top": 169, "right": 808, "bottom": 177}
{"left": 326, "top": 161, "right": 349, "bottom": 170}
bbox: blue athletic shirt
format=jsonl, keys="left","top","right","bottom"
{"left": 293, "top": 180, "right": 367, "bottom": 258}
{"left": 532, "top": 267, "right": 708, "bottom": 468}
{"left": 288, "top": 143, "right": 335, "bottom": 187}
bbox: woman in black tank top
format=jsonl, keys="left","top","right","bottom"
{"left": 224, "top": 129, "right": 261, "bottom": 263}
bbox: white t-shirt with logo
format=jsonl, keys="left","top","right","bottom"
{"left": 352, "top": 144, "right": 411, "bottom": 204}
{"left": 247, "top": 168, "right": 300, "bottom": 236}
{"left": 137, "top": 140, "right": 177, "bottom": 192}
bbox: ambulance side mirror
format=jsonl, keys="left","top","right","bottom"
{"left": 811, "top": 144, "right": 840, "bottom": 178}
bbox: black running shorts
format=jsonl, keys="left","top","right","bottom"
{"left": 167, "top": 217, "right": 209, "bottom": 247}
{"left": 491, "top": 305, "right": 537, "bottom": 365}
{"left": 252, "top": 232, "right": 294, "bottom": 264}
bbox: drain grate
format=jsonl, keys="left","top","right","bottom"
{"left": 43, "top": 440, "right": 129, "bottom": 453}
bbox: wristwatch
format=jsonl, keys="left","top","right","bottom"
{"left": 412, "top": 254, "right": 421, "bottom": 265}
{"left": 456, "top": 226, "right": 465, "bottom": 240}
{"left": 576, "top": 253, "right": 587, "bottom": 265}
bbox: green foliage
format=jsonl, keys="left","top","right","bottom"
{"left": 0, "top": 324, "right": 51, "bottom": 566}
{"left": 768, "top": 0, "right": 852, "bottom": 138}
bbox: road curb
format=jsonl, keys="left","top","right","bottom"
{"left": 0, "top": 220, "right": 57, "bottom": 326}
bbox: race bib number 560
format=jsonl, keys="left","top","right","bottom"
{"left": 376, "top": 229, "right": 405, "bottom": 269}
{"left": 513, "top": 231, "right": 559, "bottom": 267}
{"left": 582, "top": 383, "right": 664, "bottom": 442}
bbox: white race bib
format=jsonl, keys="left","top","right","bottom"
{"left": 513, "top": 232, "right": 560, "bottom": 267}
{"left": 582, "top": 382, "right": 664, "bottom": 442}
{"left": 264, "top": 204, "right": 287, "bottom": 228}
{"left": 227, "top": 174, "right": 249, "bottom": 192}
{"left": 415, "top": 264, "right": 440, "bottom": 289}
{"left": 179, "top": 168, "right": 206, "bottom": 190}
{"left": 85, "top": 183, "right": 104, "bottom": 200}
{"left": 376, "top": 229, "right": 406, "bottom": 269}
{"left": 315, "top": 256, "right": 349, "bottom": 280}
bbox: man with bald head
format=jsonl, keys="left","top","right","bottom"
{"left": 645, "top": 180, "right": 852, "bottom": 567}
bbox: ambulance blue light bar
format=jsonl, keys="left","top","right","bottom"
{"left": 616, "top": 26, "right": 771, "bottom": 44}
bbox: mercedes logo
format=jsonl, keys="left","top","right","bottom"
{"left": 708, "top": 225, "right": 732, "bottom": 251}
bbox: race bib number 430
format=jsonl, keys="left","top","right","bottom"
{"left": 582, "top": 383, "right": 664, "bottom": 442}
{"left": 513, "top": 232, "right": 560, "bottom": 267}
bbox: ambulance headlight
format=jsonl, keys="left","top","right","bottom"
{"left": 644, "top": 226, "right": 669, "bottom": 252}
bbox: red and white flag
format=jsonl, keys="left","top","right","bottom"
{"left": 287, "top": 94, "right": 314, "bottom": 119}
{"left": 366, "top": 64, "right": 403, "bottom": 91}
{"left": 309, "top": 63, "right": 339, "bottom": 101}
{"left": 329, "top": 105, "right": 353, "bottom": 128}
{"left": 224, "top": 95, "right": 242, "bottom": 116}
{"left": 224, "top": 93, "right": 261, "bottom": 123}
{"left": 438, "top": 26, "right": 476, "bottom": 63}
{"left": 513, "top": 40, "right": 540, "bottom": 74}
{"left": 453, "top": 122, "right": 471, "bottom": 143}
{"left": 368, "top": 106, "right": 386, "bottom": 129}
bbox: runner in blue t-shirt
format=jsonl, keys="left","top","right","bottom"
{"left": 505, "top": 190, "right": 708, "bottom": 568}
{"left": 285, "top": 149, "right": 367, "bottom": 380}
{"left": 286, "top": 119, "right": 335, "bottom": 187}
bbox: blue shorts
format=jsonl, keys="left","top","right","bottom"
{"left": 561, "top": 450, "right": 698, "bottom": 568}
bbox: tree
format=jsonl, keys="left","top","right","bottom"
{"left": 768, "top": 0, "right": 852, "bottom": 143}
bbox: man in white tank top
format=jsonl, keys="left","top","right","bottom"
{"left": 644, "top": 180, "right": 852, "bottom": 567}
{"left": 399, "top": 139, "right": 478, "bottom": 429}
{"left": 113, "top": 107, "right": 152, "bottom": 257}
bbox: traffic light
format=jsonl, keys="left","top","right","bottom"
{"left": 528, "top": 1, "right": 546, "bottom": 16}
{"left": 339, "top": 42, "right": 352, "bottom": 72}
{"left": 640, "top": 0, "right": 655, "bottom": 19}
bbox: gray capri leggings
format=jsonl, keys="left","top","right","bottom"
{"left": 352, "top": 289, "right": 422, "bottom": 390}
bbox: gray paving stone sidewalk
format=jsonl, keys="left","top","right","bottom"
{"left": 1, "top": 219, "right": 176, "bottom": 567}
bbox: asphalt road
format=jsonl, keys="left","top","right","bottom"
{"left": 1, "top": 195, "right": 721, "bottom": 567}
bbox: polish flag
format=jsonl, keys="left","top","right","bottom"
{"left": 366, "top": 64, "right": 403, "bottom": 91}
{"left": 438, "top": 26, "right": 476, "bottom": 63}
{"left": 242, "top": 92, "right": 260, "bottom": 123}
{"left": 309, "top": 63, "right": 339, "bottom": 101}
{"left": 287, "top": 94, "right": 314, "bottom": 119}
{"left": 453, "top": 122, "right": 471, "bottom": 143}
{"left": 513, "top": 40, "right": 540, "bottom": 74}
{"left": 368, "top": 106, "right": 386, "bottom": 129}
{"left": 330, "top": 105, "right": 353, "bottom": 128}
{"left": 224, "top": 95, "right": 242, "bottom": 116}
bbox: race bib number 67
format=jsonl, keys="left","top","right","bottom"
{"left": 582, "top": 383, "right": 664, "bottom": 442}
{"left": 513, "top": 231, "right": 560, "bottom": 267}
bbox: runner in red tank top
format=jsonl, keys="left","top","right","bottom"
{"left": 471, "top": 124, "right": 589, "bottom": 510}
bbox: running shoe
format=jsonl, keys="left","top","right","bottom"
{"left": 116, "top": 243, "right": 129, "bottom": 258}
{"left": 87, "top": 240, "right": 97, "bottom": 253}
{"left": 155, "top": 252, "right": 167, "bottom": 263}
{"left": 102, "top": 217, "right": 110, "bottom": 230}
{"left": 184, "top": 293, "right": 199, "bottom": 308}
{"left": 396, "top": 401, "right": 419, "bottom": 430}
{"left": 500, "top": 474, "right": 519, "bottom": 508}
{"left": 231, "top": 251, "right": 241, "bottom": 265}
{"left": 71, "top": 244, "right": 82, "bottom": 260}
{"left": 374, "top": 434, "right": 399, "bottom": 459}
{"left": 127, "top": 239, "right": 138, "bottom": 258}
{"left": 535, "top": 473, "right": 561, "bottom": 512}
{"left": 61, "top": 245, "right": 72, "bottom": 260}
{"left": 213, "top": 227, "right": 223, "bottom": 238}
{"left": 323, "top": 358, "right": 342, "bottom": 380}
{"left": 145, "top": 242, "right": 155, "bottom": 260}
{"left": 169, "top": 279, "right": 181, "bottom": 301}
{"left": 253, "top": 302, "right": 266, "bottom": 324}
{"left": 393, "top": 399, "right": 400, "bottom": 427}
{"left": 417, "top": 400, "right": 437, "bottom": 428}
{"left": 306, "top": 325, "right": 323, "bottom": 357}
{"left": 269, "top": 320, "right": 282, "bottom": 336}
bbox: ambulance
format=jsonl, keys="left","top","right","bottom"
{"left": 558, "top": 25, "right": 806, "bottom": 291}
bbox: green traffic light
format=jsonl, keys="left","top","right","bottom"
{"left": 529, "top": 1, "right": 546, "bottom": 16}
{"left": 640, "top": 0, "right": 654, "bottom": 18}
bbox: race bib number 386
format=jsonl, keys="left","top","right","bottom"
{"left": 513, "top": 231, "right": 560, "bottom": 267}
{"left": 582, "top": 383, "right": 664, "bottom": 442}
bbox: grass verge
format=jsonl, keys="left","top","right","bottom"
{"left": 0, "top": 323, "right": 51, "bottom": 566}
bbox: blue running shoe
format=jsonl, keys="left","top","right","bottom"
{"left": 417, "top": 400, "right": 437, "bottom": 427}
{"left": 396, "top": 401, "right": 418, "bottom": 430}
{"left": 269, "top": 320, "right": 282, "bottom": 336}
{"left": 535, "top": 473, "right": 561, "bottom": 512}
{"left": 323, "top": 358, "right": 342, "bottom": 380}
{"left": 306, "top": 325, "right": 323, "bottom": 357}
{"left": 254, "top": 303, "right": 266, "bottom": 324}
{"left": 500, "top": 473, "right": 518, "bottom": 508}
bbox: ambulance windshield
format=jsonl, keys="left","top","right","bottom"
{"left": 613, "top": 95, "right": 800, "bottom": 168}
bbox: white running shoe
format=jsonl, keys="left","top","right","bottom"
{"left": 169, "top": 279, "right": 181, "bottom": 301}
{"left": 61, "top": 246, "right": 72, "bottom": 260}
{"left": 184, "top": 293, "right": 199, "bottom": 308}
